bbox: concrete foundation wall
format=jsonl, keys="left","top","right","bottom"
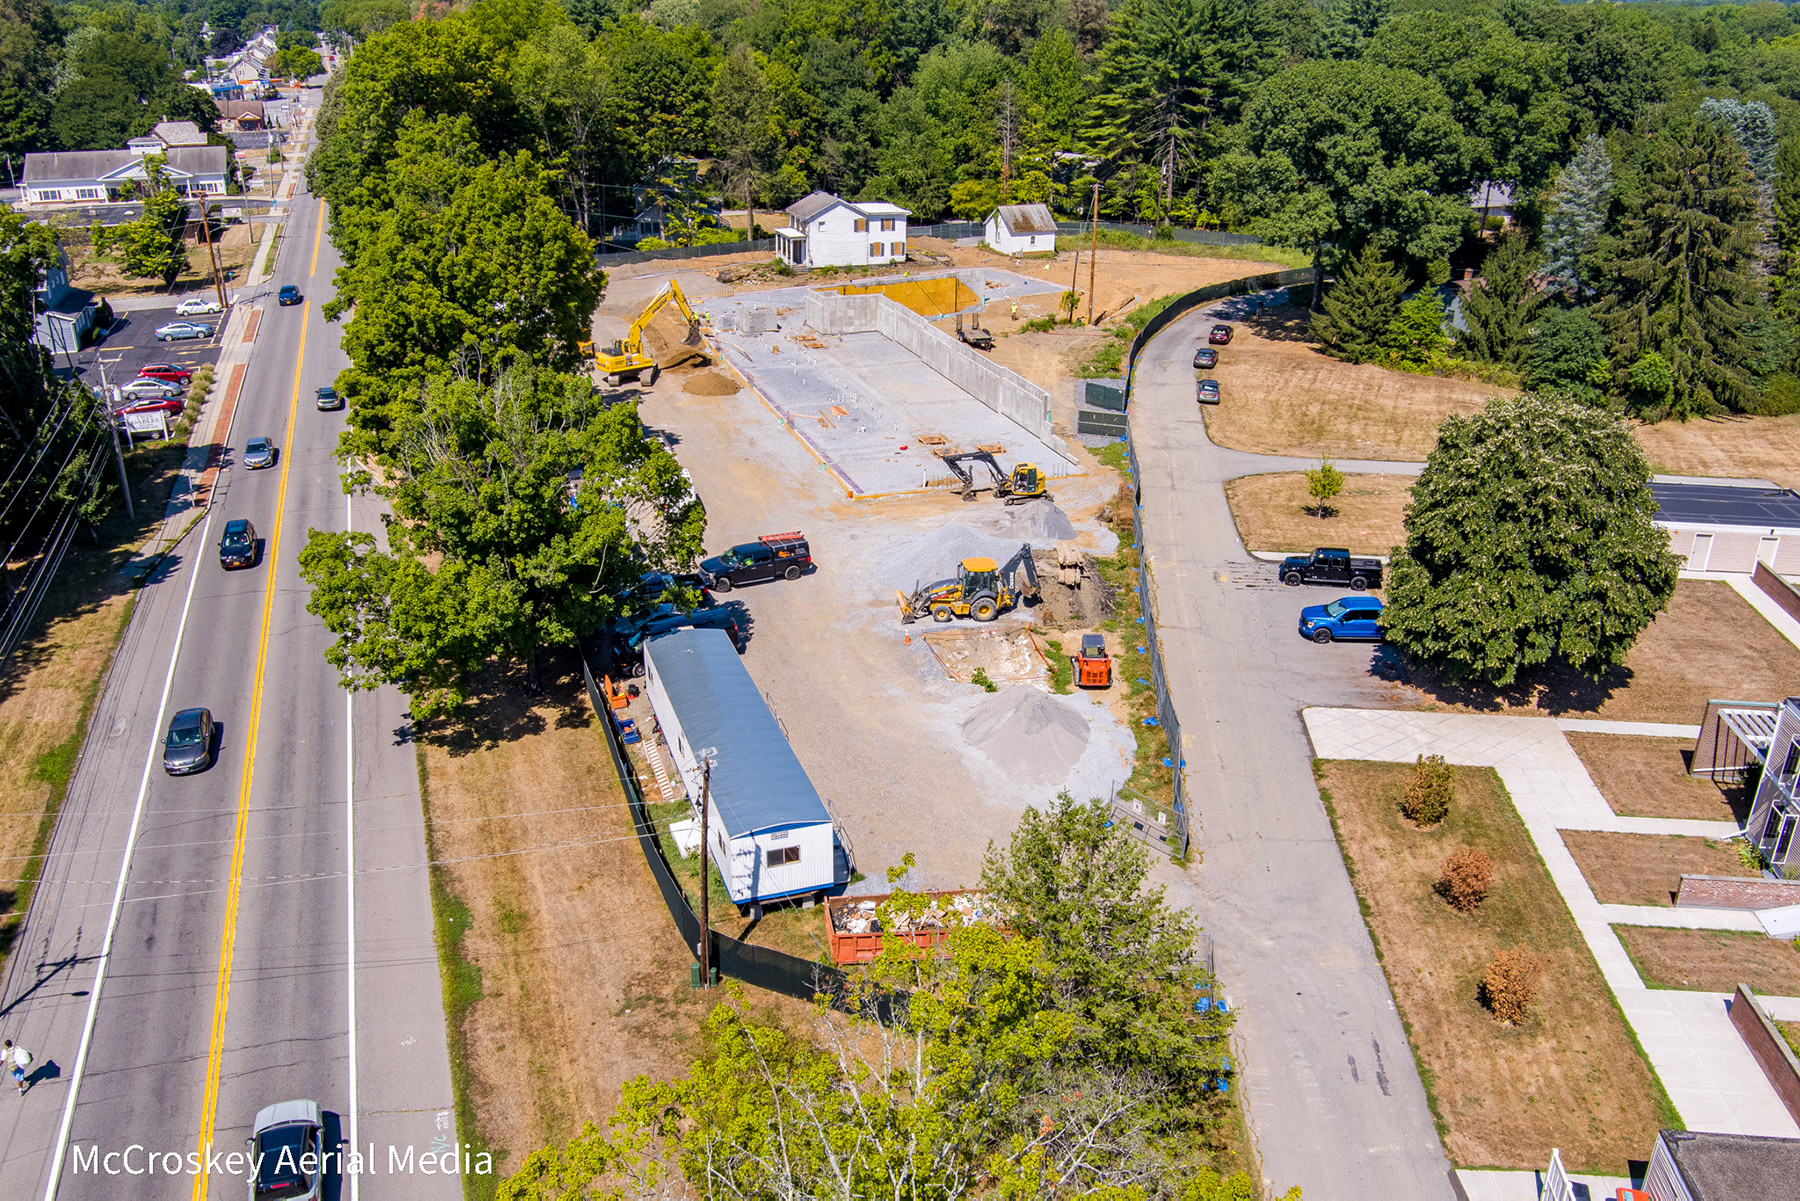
{"left": 805, "top": 289, "right": 1069, "bottom": 462}
{"left": 1730, "top": 984, "right": 1800, "bottom": 1125}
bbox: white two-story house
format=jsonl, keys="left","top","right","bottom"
{"left": 773, "top": 192, "right": 910, "bottom": 269}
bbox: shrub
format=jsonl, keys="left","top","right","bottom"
{"left": 971, "top": 667, "right": 997, "bottom": 693}
{"left": 1399, "top": 753, "right": 1454, "bottom": 825}
{"left": 1436, "top": 847, "right": 1494, "bottom": 912}
{"left": 1479, "top": 948, "right": 1545, "bottom": 1024}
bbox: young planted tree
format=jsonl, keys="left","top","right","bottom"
{"left": 1305, "top": 457, "right": 1343, "bottom": 517}
{"left": 1311, "top": 242, "right": 1406, "bottom": 363}
{"left": 1593, "top": 118, "right": 1760, "bottom": 417}
{"left": 1382, "top": 393, "right": 1680, "bottom": 687}
{"left": 1480, "top": 948, "right": 1545, "bottom": 1025}
{"left": 1458, "top": 232, "right": 1546, "bottom": 366}
{"left": 1541, "top": 135, "right": 1613, "bottom": 301}
{"left": 1436, "top": 847, "right": 1494, "bottom": 912}
{"left": 1399, "top": 753, "right": 1453, "bottom": 825}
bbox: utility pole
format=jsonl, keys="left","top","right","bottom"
{"left": 203, "top": 201, "right": 228, "bottom": 309}
{"left": 1087, "top": 180, "right": 1099, "bottom": 327}
{"left": 96, "top": 361, "right": 132, "bottom": 519}
{"left": 697, "top": 753, "right": 713, "bottom": 988}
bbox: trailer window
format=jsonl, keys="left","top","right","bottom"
{"left": 766, "top": 846, "right": 801, "bottom": 868}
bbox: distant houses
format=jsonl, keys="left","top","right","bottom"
{"left": 32, "top": 241, "right": 97, "bottom": 358}
{"left": 774, "top": 192, "right": 911, "bottom": 268}
{"left": 984, "top": 204, "right": 1057, "bottom": 255}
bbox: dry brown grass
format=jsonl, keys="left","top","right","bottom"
{"left": 1634, "top": 413, "right": 1800, "bottom": 490}
{"left": 418, "top": 655, "right": 809, "bottom": 1182}
{"left": 1560, "top": 831, "right": 1745, "bottom": 907}
{"left": 0, "top": 440, "right": 186, "bottom": 968}
{"left": 1199, "top": 306, "right": 1510, "bottom": 460}
{"left": 1224, "top": 471, "right": 1412, "bottom": 556}
{"left": 1565, "top": 733, "right": 1748, "bottom": 823}
{"left": 1317, "top": 760, "right": 1669, "bottom": 1172}
{"left": 1615, "top": 926, "right": 1800, "bottom": 994}
{"left": 1384, "top": 580, "right": 1800, "bottom": 722}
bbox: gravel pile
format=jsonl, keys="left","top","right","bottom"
{"left": 875, "top": 523, "right": 1031, "bottom": 591}
{"left": 960, "top": 687, "right": 1091, "bottom": 783}
{"left": 991, "top": 499, "right": 1076, "bottom": 543}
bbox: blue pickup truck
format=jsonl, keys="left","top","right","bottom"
{"left": 1299, "top": 596, "right": 1385, "bottom": 644}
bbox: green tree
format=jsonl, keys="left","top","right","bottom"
{"left": 1382, "top": 393, "right": 1680, "bottom": 687}
{"left": 1770, "top": 135, "right": 1800, "bottom": 321}
{"left": 1593, "top": 118, "right": 1760, "bottom": 417}
{"left": 1384, "top": 289, "right": 1451, "bottom": 365}
{"left": 0, "top": 0, "right": 58, "bottom": 156}
{"left": 96, "top": 159, "right": 190, "bottom": 287}
{"left": 1311, "top": 0, "right": 1386, "bottom": 60}
{"left": 0, "top": 205, "right": 61, "bottom": 439}
{"left": 711, "top": 44, "right": 775, "bottom": 237}
{"left": 1310, "top": 243, "right": 1406, "bottom": 364}
{"left": 1541, "top": 134, "right": 1613, "bottom": 301}
{"left": 1525, "top": 306, "right": 1611, "bottom": 405}
{"left": 300, "top": 372, "right": 703, "bottom": 713}
{"left": 270, "top": 45, "right": 326, "bottom": 81}
{"left": 1306, "top": 458, "right": 1343, "bottom": 518}
{"left": 1212, "top": 59, "right": 1470, "bottom": 282}
{"left": 1458, "top": 232, "right": 1546, "bottom": 366}
{"left": 513, "top": 23, "right": 626, "bottom": 236}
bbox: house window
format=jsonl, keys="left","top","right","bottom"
{"left": 853, "top": 217, "right": 867, "bottom": 232}
{"left": 881, "top": 218, "right": 894, "bottom": 232}
{"left": 870, "top": 243, "right": 884, "bottom": 257}
{"left": 75, "top": 188, "right": 101, "bottom": 200}
{"left": 1783, "top": 743, "right": 1800, "bottom": 781}
{"left": 35, "top": 190, "right": 61, "bottom": 202}
{"left": 892, "top": 241, "right": 905, "bottom": 257}
{"left": 765, "top": 845, "right": 801, "bottom": 868}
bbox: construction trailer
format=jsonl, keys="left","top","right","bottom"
{"left": 643, "top": 627, "right": 844, "bottom": 908}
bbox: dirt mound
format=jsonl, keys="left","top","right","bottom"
{"left": 875, "top": 523, "right": 1030, "bottom": 592}
{"left": 960, "top": 687, "right": 1090, "bottom": 782}
{"left": 684, "top": 371, "right": 740, "bottom": 396}
{"left": 990, "top": 499, "right": 1076, "bottom": 542}
{"left": 643, "top": 319, "right": 710, "bottom": 370}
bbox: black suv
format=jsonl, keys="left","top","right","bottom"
{"left": 219, "top": 518, "right": 257, "bottom": 569}
{"left": 697, "top": 533, "right": 810, "bottom": 591}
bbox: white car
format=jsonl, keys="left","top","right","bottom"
{"left": 175, "top": 296, "right": 223, "bottom": 316}
{"left": 118, "top": 376, "right": 181, "bottom": 400}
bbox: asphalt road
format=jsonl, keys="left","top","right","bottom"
{"left": 0, "top": 94, "right": 455, "bottom": 1199}
{"left": 1130, "top": 300, "right": 1454, "bottom": 1201}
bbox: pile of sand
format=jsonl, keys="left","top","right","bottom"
{"left": 991, "top": 499, "right": 1076, "bottom": 542}
{"left": 684, "top": 371, "right": 740, "bottom": 396}
{"left": 961, "top": 687, "right": 1090, "bottom": 782}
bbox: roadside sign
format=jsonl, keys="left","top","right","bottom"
{"left": 123, "top": 409, "right": 169, "bottom": 438}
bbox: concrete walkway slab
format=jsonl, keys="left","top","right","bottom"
{"left": 1557, "top": 718, "right": 1703, "bottom": 738}
{"left": 1302, "top": 705, "right": 1797, "bottom": 1139}
{"left": 1455, "top": 1168, "right": 1633, "bottom": 1201}
{"left": 1595, "top": 904, "right": 1764, "bottom": 932}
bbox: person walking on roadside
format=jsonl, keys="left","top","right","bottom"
{"left": 4, "top": 1040, "right": 30, "bottom": 1095}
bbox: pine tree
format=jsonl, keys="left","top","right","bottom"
{"left": 1542, "top": 135, "right": 1613, "bottom": 301}
{"left": 1311, "top": 242, "right": 1406, "bottom": 363}
{"left": 1594, "top": 119, "right": 1760, "bottom": 417}
{"left": 1459, "top": 232, "right": 1546, "bottom": 366}
{"left": 1312, "top": 0, "right": 1388, "bottom": 60}
{"left": 1772, "top": 136, "right": 1800, "bottom": 320}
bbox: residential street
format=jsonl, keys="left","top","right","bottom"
{"left": 0, "top": 91, "right": 455, "bottom": 1199}
{"left": 1129, "top": 301, "right": 1456, "bottom": 1201}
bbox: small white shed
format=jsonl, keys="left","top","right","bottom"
{"left": 984, "top": 204, "right": 1057, "bottom": 255}
{"left": 774, "top": 191, "right": 911, "bottom": 269}
{"left": 643, "top": 627, "right": 841, "bottom": 907}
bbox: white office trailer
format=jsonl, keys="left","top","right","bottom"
{"left": 643, "top": 627, "right": 844, "bottom": 907}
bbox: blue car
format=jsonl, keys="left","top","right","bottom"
{"left": 1299, "top": 596, "right": 1384, "bottom": 644}
{"left": 278, "top": 284, "right": 302, "bottom": 305}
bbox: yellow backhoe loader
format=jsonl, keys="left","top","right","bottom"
{"left": 897, "top": 543, "right": 1041, "bottom": 623}
{"left": 581, "top": 280, "right": 703, "bottom": 387}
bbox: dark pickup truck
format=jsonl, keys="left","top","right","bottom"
{"left": 1279, "top": 547, "right": 1383, "bottom": 591}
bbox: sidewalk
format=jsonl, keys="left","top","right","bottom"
{"left": 1303, "top": 705, "right": 1800, "bottom": 1140}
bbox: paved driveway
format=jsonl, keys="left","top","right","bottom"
{"left": 1129, "top": 301, "right": 1455, "bottom": 1200}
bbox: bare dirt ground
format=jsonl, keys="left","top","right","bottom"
{"left": 1199, "top": 305, "right": 1510, "bottom": 461}
{"left": 1565, "top": 733, "right": 1750, "bottom": 823}
{"left": 1635, "top": 413, "right": 1800, "bottom": 489}
{"left": 1382, "top": 580, "right": 1800, "bottom": 722}
{"left": 1224, "top": 471, "right": 1413, "bottom": 557}
{"left": 418, "top": 653, "right": 809, "bottom": 1177}
{"left": 1615, "top": 925, "right": 1800, "bottom": 995}
{"left": 1560, "top": 830, "right": 1745, "bottom": 906}
{"left": 50, "top": 220, "right": 258, "bottom": 299}
{"left": 0, "top": 440, "right": 185, "bottom": 970}
{"left": 1317, "top": 760, "right": 1667, "bottom": 1172}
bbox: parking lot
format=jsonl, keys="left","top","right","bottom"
{"left": 82, "top": 299, "right": 230, "bottom": 400}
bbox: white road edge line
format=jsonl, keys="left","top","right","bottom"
{"left": 345, "top": 486, "right": 359, "bottom": 1201}
{"left": 43, "top": 507, "right": 217, "bottom": 1201}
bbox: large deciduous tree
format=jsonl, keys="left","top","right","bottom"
{"left": 1458, "top": 232, "right": 1546, "bottom": 366}
{"left": 1593, "top": 117, "right": 1760, "bottom": 418}
{"left": 299, "top": 371, "right": 703, "bottom": 714}
{"left": 710, "top": 43, "right": 775, "bottom": 237}
{"left": 1212, "top": 59, "right": 1470, "bottom": 282}
{"left": 1382, "top": 393, "right": 1679, "bottom": 688}
{"left": 0, "top": 0, "right": 58, "bottom": 156}
{"left": 1541, "top": 134, "right": 1613, "bottom": 301}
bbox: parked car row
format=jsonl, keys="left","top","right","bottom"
{"left": 1283, "top": 548, "right": 1387, "bottom": 645}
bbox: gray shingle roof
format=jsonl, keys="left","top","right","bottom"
{"left": 644, "top": 627, "right": 831, "bottom": 839}
{"left": 1661, "top": 1130, "right": 1800, "bottom": 1199}
{"left": 153, "top": 121, "right": 208, "bottom": 146}
{"left": 786, "top": 191, "right": 843, "bottom": 226}
{"left": 23, "top": 145, "right": 227, "bottom": 184}
{"left": 996, "top": 204, "right": 1055, "bottom": 235}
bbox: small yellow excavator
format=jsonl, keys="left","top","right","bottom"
{"left": 941, "top": 451, "right": 1049, "bottom": 505}
{"left": 581, "top": 279, "right": 703, "bottom": 387}
{"left": 897, "top": 543, "right": 1041, "bottom": 623}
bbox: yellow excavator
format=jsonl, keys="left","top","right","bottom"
{"left": 897, "top": 543, "right": 1041, "bottom": 624}
{"left": 940, "top": 451, "right": 1049, "bottom": 505}
{"left": 581, "top": 279, "right": 703, "bottom": 387}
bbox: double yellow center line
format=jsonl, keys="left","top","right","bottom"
{"left": 188, "top": 199, "right": 326, "bottom": 1198}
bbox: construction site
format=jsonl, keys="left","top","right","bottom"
{"left": 587, "top": 264, "right": 1143, "bottom": 891}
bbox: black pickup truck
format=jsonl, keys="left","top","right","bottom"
{"left": 1279, "top": 547, "right": 1383, "bottom": 591}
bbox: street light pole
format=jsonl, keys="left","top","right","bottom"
{"left": 96, "top": 360, "right": 132, "bottom": 519}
